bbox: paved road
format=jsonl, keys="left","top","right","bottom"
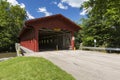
{"left": 25, "top": 50, "right": 120, "bottom": 80}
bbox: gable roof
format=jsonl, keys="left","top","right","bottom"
{"left": 25, "top": 14, "right": 81, "bottom": 30}
{"left": 19, "top": 14, "right": 81, "bottom": 37}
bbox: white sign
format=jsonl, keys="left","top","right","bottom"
{"left": 72, "top": 37, "right": 75, "bottom": 40}
{"left": 94, "top": 39, "right": 96, "bottom": 43}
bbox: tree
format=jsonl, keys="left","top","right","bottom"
{"left": 80, "top": 0, "right": 120, "bottom": 47}
{"left": 0, "top": 0, "right": 26, "bottom": 52}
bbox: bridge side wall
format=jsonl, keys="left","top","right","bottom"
{"left": 20, "top": 28, "right": 37, "bottom": 51}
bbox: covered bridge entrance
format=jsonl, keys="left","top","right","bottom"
{"left": 19, "top": 14, "right": 81, "bottom": 52}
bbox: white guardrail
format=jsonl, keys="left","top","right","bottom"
{"left": 15, "top": 43, "right": 34, "bottom": 56}
{"left": 81, "top": 47, "right": 120, "bottom": 52}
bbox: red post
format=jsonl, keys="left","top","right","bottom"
{"left": 71, "top": 32, "right": 75, "bottom": 50}
{"left": 34, "top": 27, "right": 39, "bottom": 52}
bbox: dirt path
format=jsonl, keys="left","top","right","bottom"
{"left": 25, "top": 50, "right": 120, "bottom": 80}
{"left": 0, "top": 53, "right": 16, "bottom": 58}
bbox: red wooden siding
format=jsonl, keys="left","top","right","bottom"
{"left": 19, "top": 14, "right": 81, "bottom": 52}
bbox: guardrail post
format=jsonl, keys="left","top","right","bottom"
{"left": 15, "top": 43, "right": 21, "bottom": 56}
{"left": 79, "top": 43, "right": 83, "bottom": 50}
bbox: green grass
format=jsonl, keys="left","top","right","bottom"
{"left": 0, "top": 57, "right": 75, "bottom": 80}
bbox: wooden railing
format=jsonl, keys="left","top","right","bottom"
{"left": 15, "top": 43, "right": 34, "bottom": 56}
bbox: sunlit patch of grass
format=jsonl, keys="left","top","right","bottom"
{"left": 0, "top": 57, "right": 75, "bottom": 80}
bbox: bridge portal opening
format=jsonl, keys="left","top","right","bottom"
{"left": 39, "top": 28, "right": 71, "bottom": 51}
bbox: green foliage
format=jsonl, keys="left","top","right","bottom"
{"left": 75, "top": 29, "right": 82, "bottom": 49}
{"left": 0, "top": 57, "right": 75, "bottom": 80}
{"left": 0, "top": 0, "right": 26, "bottom": 52}
{"left": 79, "top": 0, "right": 120, "bottom": 47}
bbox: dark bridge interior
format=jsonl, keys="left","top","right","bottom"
{"left": 39, "top": 28, "right": 71, "bottom": 51}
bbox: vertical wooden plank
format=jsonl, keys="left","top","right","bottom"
{"left": 34, "top": 27, "right": 39, "bottom": 52}
{"left": 71, "top": 32, "right": 75, "bottom": 50}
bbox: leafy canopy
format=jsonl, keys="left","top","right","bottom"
{"left": 79, "top": 0, "right": 120, "bottom": 47}
{"left": 0, "top": 0, "right": 26, "bottom": 52}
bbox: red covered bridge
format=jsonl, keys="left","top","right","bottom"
{"left": 19, "top": 14, "right": 81, "bottom": 52}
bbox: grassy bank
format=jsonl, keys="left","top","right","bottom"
{"left": 0, "top": 57, "right": 75, "bottom": 80}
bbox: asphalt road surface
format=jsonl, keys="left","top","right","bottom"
{"left": 25, "top": 50, "right": 120, "bottom": 80}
